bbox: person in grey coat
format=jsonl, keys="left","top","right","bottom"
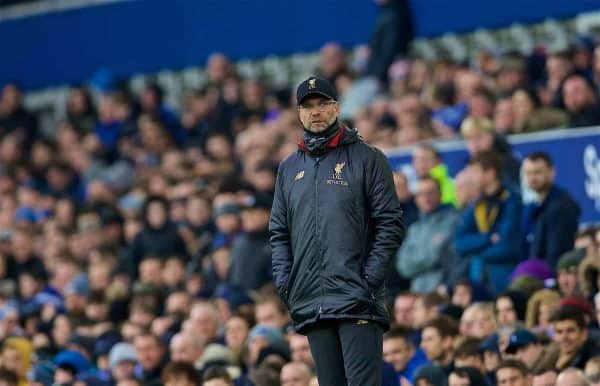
{"left": 396, "top": 176, "right": 461, "bottom": 293}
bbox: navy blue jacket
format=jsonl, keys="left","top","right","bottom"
{"left": 522, "top": 186, "right": 581, "bottom": 269}
{"left": 269, "top": 127, "right": 405, "bottom": 332}
{"left": 454, "top": 188, "right": 522, "bottom": 294}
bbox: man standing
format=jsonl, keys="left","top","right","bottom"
{"left": 270, "top": 76, "right": 405, "bottom": 386}
{"left": 454, "top": 152, "right": 522, "bottom": 295}
{"left": 522, "top": 152, "right": 580, "bottom": 269}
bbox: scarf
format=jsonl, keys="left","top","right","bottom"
{"left": 300, "top": 120, "right": 343, "bottom": 155}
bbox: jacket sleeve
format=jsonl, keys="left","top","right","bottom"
{"left": 543, "top": 200, "right": 580, "bottom": 267}
{"left": 364, "top": 148, "right": 406, "bottom": 290}
{"left": 269, "top": 164, "right": 293, "bottom": 299}
{"left": 477, "top": 194, "right": 523, "bottom": 262}
{"left": 454, "top": 206, "right": 491, "bottom": 256}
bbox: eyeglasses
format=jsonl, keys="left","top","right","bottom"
{"left": 298, "top": 100, "right": 336, "bottom": 112}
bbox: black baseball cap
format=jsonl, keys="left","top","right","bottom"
{"left": 505, "top": 329, "right": 538, "bottom": 354}
{"left": 296, "top": 76, "right": 338, "bottom": 104}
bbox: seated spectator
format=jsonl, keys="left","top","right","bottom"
{"left": 202, "top": 366, "right": 233, "bottom": 386}
{"left": 578, "top": 251, "right": 600, "bottom": 301}
{"left": 454, "top": 152, "right": 522, "bottom": 294}
{"left": 453, "top": 337, "right": 485, "bottom": 372}
{"left": 411, "top": 144, "right": 456, "bottom": 205}
{"left": 396, "top": 177, "right": 461, "bottom": 293}
{"left": 130, "top": 196, "right": 188, "bottom": 267}
{"left": 561, "top": 71, "right": 600, "bottom": 128}
{"left": 532, "top": 368, "right": 558, "bottom": 386}
{"left": 454, "top": 167, "right": 480, "bottom": 211}
{"left": 512, "top": 87, "right": 568, "bottom": 133}
{"left": 585, "top": 356, "right": 600, "bottom": 385}
{"left": 280, "top": 361, "right": 312, "bottom": 386}
{"left": 557, "top": 249, "right": 585, "bottom": 297}
{"left": 0, "top": 368, "right": 18, "bottom": 386}
{"left": 160, "top": 361, "right": 200, "bottom": 386}
{"left": 505, "top": 330, "right": 545, "bottom": 370}
{"left": 382, "top": 326, "right": 429, "bottom": 384}
{"left": 255, "top": 296, "right": 291, "bottom": 332}
{"left": 496, "top": 359, "right": 532, "bottom": 386}
{"left": 550, "top": 306, "right": 600, "bottom": 371}
{"left": 413, "top": 364, "right": 448, "bottom": 386}
{"left": 496, "top": 291, "right": 528, "bottom": 329}
{"left": 420, "top": 316, "right": 459, "bottom": 373}
{"left": 288, "top": 333, "right": 314, "bottom": 369}
{"left": 525, "top": 289, "right": 561, "bottom": 334}
{"left": 448, "top": 366, "right": 487, "bottom": 386}
{"left": 460, "top": 117, "right": 521, "bottom": 191}
{"left": 412, "top": 292, "right": 447, "bottom": 330}
{"left": 556, "top": 367, "right": 590, "bottom": 386}
{"left": 522, "top": 152, "right": 580, "bottom": 268}
{"left": 108, "top": 343, "right": 138, "bottom": 384}
{"left": 393, "top": 292, "right": 417, "bottom": 328}
{"left": 462, "top": 302, "right": 498, "bottom": 339}
{"left": 133, "top": 332, "right": 168, "bottom": 386}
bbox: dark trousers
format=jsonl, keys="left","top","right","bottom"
{"left": 306, "top": 319, "right": 383, "bottom": 386}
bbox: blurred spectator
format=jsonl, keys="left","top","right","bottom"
{"left": 133, "top": 332, "right": 166, "bottom": 386}
{"left": 556, "top": 367, "right": 590, "bottom": 386}
{"left": 364, "top": 0, "right": 413, "bottom": 82}
{"left": 413, "top": 364, "right": 448, "bottom": 386}
{"left": 532, "top": 369, "right": 558, "bottom": 386}
{"left": 550, "top": 306, "right": 600, "bottom": 371}
{"left": 512, "top": 87, "right": 568, "bottom": 133}
{"left": 448, "top": 366, "right": 487, "bottom": 386}
{"left": 393, "top": 171, "right": 418, "bottom": 227}
{"left": 0, "top": 83, "right": 37, "bottom": 152}
{"left": 460, "top": 117, "right": 521, "bottom": 191}
{"left": 160, "top": 361, "right": 200, "bottom": 386}
{"left": 411, "top": 144, "right": 456, "bottom": 205}
{"left": 382, "top": 326, "right": 428, "bottom": 384}
{"left": 318, "top": 43, "right": 350, "bottom": 87}
{"left": 522, "top": 151, "right": 580, "bottom": 268}
{"left": 496, "top": 359, "right": 532, "bottom": 386}
{"left": 420, "top": 316, "right": 459, "bottom": 373}
{"left": 280, "top": 361, "right": 312, "bottom": 386}
{"left": 396, "top": 177, "right": 461, "bottom": 293}
{"left": 454, "top": 152, "right": 522, "bottom": 294}
{"left": 561, "top": 71, "right": 600, "bottom": 127}
{"left": 557, "top": 249, "right": 585, "bottom": 297}
{"left": 229, "top": 193, "right": 273, "bottom": 292}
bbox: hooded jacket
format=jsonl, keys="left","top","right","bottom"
{"left": 270, "top": 126, "right": 405, "bottom": 332}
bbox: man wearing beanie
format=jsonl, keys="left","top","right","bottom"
{"left": 270, "top": 76, "right": 405, "bottom": 386}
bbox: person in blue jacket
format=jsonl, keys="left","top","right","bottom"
{"left": 454, "top": 151, "right": 522, "bottom": 295}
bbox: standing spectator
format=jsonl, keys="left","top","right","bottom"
{"left": 455, "top": 152, "right": 522, "bottom": 294}
{"left": 522, "top": 151, "right": 580, "bottom": 268}
{"left": 365, "top": 0, "right": 413, "bottom": 82}
{"left": 561, "top": 72, "right": 600, "bottom": 128}
{"left": 396, "top": 177, "right": 461, "bottom": 293}
{"left": 0, "top": 83, "right": 37, "bottom": 152}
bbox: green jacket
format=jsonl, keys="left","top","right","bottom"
{"left": 430, "top": 164, "right": 457, "bottom": 206}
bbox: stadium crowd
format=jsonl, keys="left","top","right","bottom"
{"left": 0, "top": 7, "right": 600, "bottom": 385}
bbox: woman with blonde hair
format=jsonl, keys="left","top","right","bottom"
{"left": 525, "top": 289, "right": 561, "bottom": 334}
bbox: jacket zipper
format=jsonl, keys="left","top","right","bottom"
{"left": 314, "top": 157, "right": 324, "bottom": 316}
